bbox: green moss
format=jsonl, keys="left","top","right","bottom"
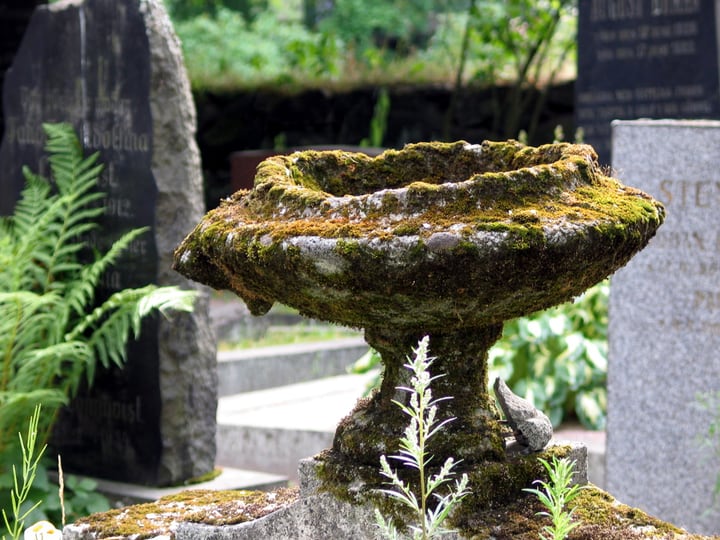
{"left": 171, "top": 140, "right": 668, "bottom": 532}
{"left": 182, "top": 467, "right": 223, "bottom": 485}
{"left": 310, "top": 443, "right": 709, "bottom": 539}
{"left": 71, "top": 488, "right": 299, "bottom": 538}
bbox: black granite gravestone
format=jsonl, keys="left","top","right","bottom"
{"left": 0, "top": 0, "right": 217, "bottom": 486}
{"left": 0, "top": 0, "right": 45, "bottom": 139}
{"left": 576, "top": 0, "right": 720, "bottom": 163}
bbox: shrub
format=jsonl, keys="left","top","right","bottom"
{"left": 489, "top": 281, "right": 608, "bottom": 430}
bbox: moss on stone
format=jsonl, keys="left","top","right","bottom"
{"left": 169, "top": 139, "right": 670, "bottom": 538}
{"left": 173, "top": 140, "right": 664, "bottom": 330}
{"left": 70, "top": 488, "right": 299, "bottom": 538}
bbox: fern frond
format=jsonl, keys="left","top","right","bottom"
{"left": 0, "top": 292, "right": 68, "bottom": 390}
{"left": 137, "top": 286, "right": 197, "bottom": 319}
{"left": 2, "top": 172, "right": 63, "bottom": 291}
{"left": 44, "top": 123, "right": 102, "bottom": 198}
{"left": 66, "top": 285, "right": 196, "bottom": 377}
{"left": 64, "top": 227, "right": 151, "bottom": 315}
{"left": 12, "top": 341, "right": 93, "bottom": 399}
{"left": 0, "top": 122, "right": 200, "bottom": 465}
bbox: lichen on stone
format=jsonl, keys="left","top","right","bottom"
{"left": 169, "top": 139, "right": 668, "bottom": 531}
{"left": 173, "top": 140, "right": 664, "bottom": 329}
{"left": 67, "top": 488, "right": 298, "bottom": 539}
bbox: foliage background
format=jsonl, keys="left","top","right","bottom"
{"left": 165, "top": 0, "right": 577, "bottom": 96}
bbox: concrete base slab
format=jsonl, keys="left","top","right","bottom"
{"left": 216, "top": 371, "right": 377, "bottom": 480}
{"left": 217, "top": 338, "right": 369, "bottom": 396}
{"left": 176, "top": 441, "right": 587, "bottom": 540}
{"left": 74, "top": 466, "right": 287, "bottom": 507}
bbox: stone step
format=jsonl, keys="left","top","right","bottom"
{"left": 216, "top": 337, "right": 369, "bottom": 396}
{"left": 216, "top": 371, "right": 378, "bottom": 481}
{"left": 67, "top": 467, "right": 288, "bottom": 508}
{"left": 216, "top": 371, "right": 607, "bottom": 488}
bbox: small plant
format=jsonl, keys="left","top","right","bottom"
{"left": 697, "top": 390, "right": 720, "bottom": 506}
{"left": 374, "top": 336, "right": 470, "bottom": 540}
{"left": 2, "top": 405, "right": 46, "bottom": 540}
{"left": 360, "top": 87, "right": 390, "bottom": 148}
{"left": 523, "top": 456, "right": 585, "bottom": 540}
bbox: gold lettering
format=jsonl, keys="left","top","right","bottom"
{"left": 105, "top": 197, "right": 134, "bottom": 218}
{"left": 659, "top": 179, "right": 673, "bottom": 205}
{"left": 692, "top": 290, "right": 720, "bottom": 310}
{"left": 656, "top": 180, "right": 720, "bottom": 207}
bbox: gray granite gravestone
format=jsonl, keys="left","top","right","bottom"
{"left": 577, "top": 1, "right": 720, "bottom": 163}
{"left": 608, "top": 119, "right": 720, "bottom": 534}
{"left": 0, "top": 0, "right": 217, "bottom": 486}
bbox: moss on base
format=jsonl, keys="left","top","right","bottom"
{"left": 69, "top": 487, "right": 299, "bottom": 538}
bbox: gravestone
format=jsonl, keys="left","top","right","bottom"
{"left": 576, "top": 1, "right": 720, "bottom": 163}
{"left": 0, "top": 0, "right": 217, "bottom": 486}
{"left": 608, "top": 119, "right": 720, "bottom": 534}
{"left": 0, "top": 0, "right": 45, "bottom": 138}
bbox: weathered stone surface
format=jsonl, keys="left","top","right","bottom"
{"left": 173, "top": 140, "right": 663, "bottom": 506}
{"left": 0, "top": 0, "right": 216, "bottom": 486}
{"left": 576, "top": 1, "right": 720, "bottom": 162}
{"left": 64, "top": 445, "right": 590, "bottom": 540}
{"left": 608, "top": 120, "right": 720, "bottom": 534}
{"left": 174, "top": 141, "right": 664, "bottom": 330}
{"left": 494, "top": 377, "right": 553, "bottom": 453}
{"left": 68, "top": 444, "right": 716, "bottom": 539}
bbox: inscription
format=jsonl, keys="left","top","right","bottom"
{"left": 104, "top": 197, "right": 135, "bottom": 218}
{"left": 692, "top": 290, "right": 720, "bottom": 310}
{"left": 591, "top": 0, "right": 644, "bottom": 21}
{"left": 651, "top": 0, "right": 700, "bottom": 16}
{"left": 73, "top": 395, "right": 143, "bottom": 425}
{"left": 88, "top": 125, "right": 149, "bottom": 153}
{"left": 577, "top": 1, "right": 719, "bottom": 161}
{"left": 658, "top": 179, "right": 720, "bottom": 207}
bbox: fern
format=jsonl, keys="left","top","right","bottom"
{"left": 0, "top": 122, "right": 198, "bottom": 459}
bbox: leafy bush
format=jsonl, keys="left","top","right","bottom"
{"left": 464, "top": 0, "right": 577, "bottom": 139}
{"left": 175, "top": 7, "right": 341, "bottom": 90}
{"left": 317, "top": 0, "right": 437, "bottom": 54}
{"left": 489, "top": 281, "right": 608, "bottom": 430}
{"left": 171, "top": 1, "right": 577, "bottom": 93}
{"left": 0, "top": 123, "right": 198, "bottom": 527}
{"left": 164, "top": 0, "right": 268, "bottom": 22}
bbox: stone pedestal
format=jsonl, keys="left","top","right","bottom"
{"left": 171, "top": 442, "right": 587, "bottom": 540}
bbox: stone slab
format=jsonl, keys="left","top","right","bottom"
{"left": 176, "top": 443, "right": 587, "bottom": 540}
{"left": 216, "top": 372, "right": 376, "bottom": 479}
{"left": 576, "top": 1, "right": 720, "bottom": 162}
{"left": 608, "top": 119, "right": 720, "bottom": 534}
{"left": 216, "top": 337, "right": 368, "bottom": 396}
{"left": 0, "top": 0, "right": 217, "bottom": 486}
{"left": 54, "top": 467, "right": 287, "bottom": 508}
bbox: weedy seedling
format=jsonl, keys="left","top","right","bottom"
{"left": 374, "top": 336, "right": 470, "bottom": 540}
{"left": 523, "top": 456, "right": 585, "bottom": 540}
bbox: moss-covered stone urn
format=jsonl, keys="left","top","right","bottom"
{"left": 173, "top": 140, "right": 663, "bottom": 476}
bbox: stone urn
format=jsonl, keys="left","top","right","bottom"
{"left": 173, "top": 140, "right": 664, "bottom": 507}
